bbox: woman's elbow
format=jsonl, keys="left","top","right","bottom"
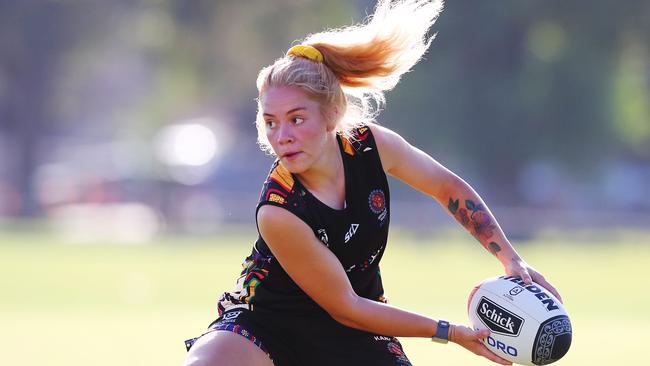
{"left": 325, "top": 292, "right": 360, "bottom": 327}
{"left": 330, "top": 313, "right": 355, "bottom": 328}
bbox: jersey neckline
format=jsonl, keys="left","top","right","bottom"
{"left": 290, "top": 134, "right": 352, "bottom": 214}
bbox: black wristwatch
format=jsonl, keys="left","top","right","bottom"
{"left": 431, "top": 320, "right": 450, "bottom": 344}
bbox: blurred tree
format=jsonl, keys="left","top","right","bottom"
{"left": 382, "top": 0, "right": 650, "bottom": 202}
{"left": 0, "top": 0, "right": 354, "bottom": 217}
{"left": 0, "top": 0, "right": 120, "bottom": 215}
{"left": 0, "top": 0, "right": 649, "bottom": 217}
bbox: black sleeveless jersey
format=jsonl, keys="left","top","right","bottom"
{"left": 218, "top": 126, "right": 390, "bottom": 317}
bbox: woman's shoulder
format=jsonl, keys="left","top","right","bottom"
{"left": 364, "top": 123, "right": 410, "bottom": 174}
{"left": 347, "top": 123, "right": 406, "bottom": 150}
{"left": 365, "top": 123, "right": 404, "bottom": 144}
{"left": 340, "top": 123, "right": 383, "bottom": 156}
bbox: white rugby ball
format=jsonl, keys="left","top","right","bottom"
{"left": 467, "top": 276, "right": 572, "bottom": 365}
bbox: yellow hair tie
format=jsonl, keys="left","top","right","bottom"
{"left": 286, "top": 45, "right": 324, "bottom": 63}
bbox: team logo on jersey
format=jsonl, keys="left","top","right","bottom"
{"left": 368, "top": 189, "right": 386, "bottom": 214}
{"left": 368, "top": 189, "right": 388, "bottom": 225}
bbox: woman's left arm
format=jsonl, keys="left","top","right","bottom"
{"left": 368, "top": 123, "right": 562, "bottom": 302}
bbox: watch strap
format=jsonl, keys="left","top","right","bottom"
{"left": 432, "top": 320, "right": 450, "bottom": 344}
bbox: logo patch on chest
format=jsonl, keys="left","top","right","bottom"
{"left": 368, "top": 190, "right": 385, "bottom": 214}
{"left": 368, "top": 189, "right": 388, "bottom": 225}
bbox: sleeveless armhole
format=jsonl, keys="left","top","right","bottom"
{"left": 345, "top": 125, "right": 387, "bottom": 174}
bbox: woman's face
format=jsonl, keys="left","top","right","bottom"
{"left": 261, "top": 86, "right": 333, "bottom": 174}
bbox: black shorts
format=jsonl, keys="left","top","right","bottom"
{"left": 185, "top": 308, "right": 413, "bottom": 366}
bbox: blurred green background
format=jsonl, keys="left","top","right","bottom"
{"left": 1, "top": 0, "right": 649, "bottom": 365}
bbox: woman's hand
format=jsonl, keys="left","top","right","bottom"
{"left": 505, "top": 258, "right": 563, "bottom": 303}
{"left": 449, "top": 324, "right": 512, "bottom": 365}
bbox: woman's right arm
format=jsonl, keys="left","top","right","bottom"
{"left": 257, "top": 205, "right": 511, "bottom": 365}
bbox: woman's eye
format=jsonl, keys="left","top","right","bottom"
{"left": 293, "top": 117, "right": 304, "bottom": 125}
{"left": 265, "top": 120, "right": 276, "bottom": 129}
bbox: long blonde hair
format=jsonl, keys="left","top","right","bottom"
{"left": 256, "top": 0, "right": 444, "bottom": 154}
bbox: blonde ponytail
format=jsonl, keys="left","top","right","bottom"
{"left": 256, "top": 0, "right": 444, "bottom": 154}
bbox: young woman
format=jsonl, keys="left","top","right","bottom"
{"left": 184, "top": 1, "right": 562, "bottom": 365}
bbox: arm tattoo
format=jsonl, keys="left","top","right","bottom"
{"left": 448, "top": 197, "right": 499, "bottom": 248}
{"left": 488, "top": 241, "right": 502, "bottom": 255}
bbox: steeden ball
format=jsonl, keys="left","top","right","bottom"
{"left": 467, "top": 276, "right": 572, "bottom": 365}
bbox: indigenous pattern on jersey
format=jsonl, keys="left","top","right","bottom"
{"left": 218, "top": 125, "right": 390, "bottom": 316}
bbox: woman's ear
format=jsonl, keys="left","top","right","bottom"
{"left": 325, "top": 106, "right": 340, "bottom": 132}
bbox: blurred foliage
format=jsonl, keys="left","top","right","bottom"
{"left": 383, "top": 1, "right": 649, "bottom": 190}
{"left": 1, "top": 0, "right": 649, "bottom": 215}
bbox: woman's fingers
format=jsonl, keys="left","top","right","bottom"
{"left": 535, "top": 276, "right": 563, "bottom": 303}
{"left": 478, "top": 344, "right": 512, "bottom": 365}
{"left": 530, "top": 270, "right": 564, "bottom": 303}
{"left": 470, "top": 330, "right": 511, "bottom": 365}
{"left": 474, "top": 329, "right": 490, "bottom": 339}
{"left": 455, "top": 326, "right": 512, "bottom": 365}
{"left": 520, "top": 269, "right": 533, "bottom": 285}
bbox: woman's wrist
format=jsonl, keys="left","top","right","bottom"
{"left": 499, "top": 250, "right": 523, "bottom": 268}
{"left": 448, "top": 323, "right": 457, "bottom": 343}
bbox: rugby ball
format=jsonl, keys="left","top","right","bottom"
{"left": 467, "top": 276, "right": 572, "bottom": 365}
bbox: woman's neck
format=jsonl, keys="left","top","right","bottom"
{"left": 295, "top": 134, "right": 345, "bottom": 204}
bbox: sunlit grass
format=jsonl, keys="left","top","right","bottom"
{"left": 1, "top": 229, "right": 648, "bottom": 365}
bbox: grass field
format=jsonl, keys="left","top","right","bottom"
{"left": 1, "top": 228, "right": 648, "bottom": 366}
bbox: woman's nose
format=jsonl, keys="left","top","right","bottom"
{"left": 276, "top": 123, "right": 294, "bottom": 144}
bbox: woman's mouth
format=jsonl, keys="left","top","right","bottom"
{"left": 282, "top": 151, "right": 302, "bottom": 161}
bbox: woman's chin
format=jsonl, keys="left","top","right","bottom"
{"left": 280, "top": 157, "right": 308, "bottom": 174}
